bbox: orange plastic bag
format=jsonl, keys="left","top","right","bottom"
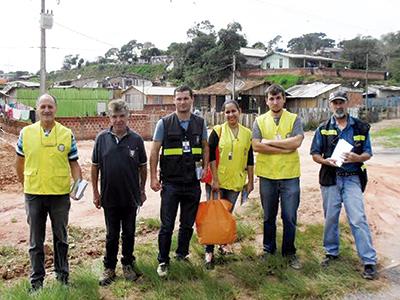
{"left": 195, "top": 194, "right": 237, "bottom": 245}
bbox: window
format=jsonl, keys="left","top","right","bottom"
{"left": 279, "top": 58, "right": 283, "bottom": 68}
{"left": 153, "top": 95, "right": 163, "bottom": 104}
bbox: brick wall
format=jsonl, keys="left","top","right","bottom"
{"left": 0, "top": 114, "right": 160, "bottom": 141}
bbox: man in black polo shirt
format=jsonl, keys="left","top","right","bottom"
{"left": 91, "top": 99, "right": 147, "bottom": 286}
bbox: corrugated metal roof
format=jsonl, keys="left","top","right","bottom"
{"left": 124, "top": 86, "right": 176, "bottom": 96}
{"left": 240, "top": 47, "right": 267, "bottom": 58}
{"left": 286, "top": 82, "right": 341, "bottom": 98}
{"left": 195, "top": 80, "right": 267, "bottom": 95}
{"left": 268, "top": 51, "right": 350, "bottom": 63}
{"left": 370, "top": 84, "right": 400, "bottom": 92}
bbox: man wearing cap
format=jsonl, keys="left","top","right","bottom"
{"left": 16, "top": 94, "right": 82, "bottom": 291}
{"left": 310, "top": 90, "right": 377, "bottom": 280}
{"left": 252, "top": 84, "right": 304, "bottom": 270}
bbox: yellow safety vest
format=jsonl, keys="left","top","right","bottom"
{"left": 22, "top": 121, "right": 72, "bottom": 195}
{"left": 255, "top": 109, "right": 300, "bottom": 180}
{"left": 217, "top": 122, "right": 252, "bottom": 192}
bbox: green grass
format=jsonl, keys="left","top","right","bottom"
{"left": 138, "top": 217, "right": 162, "bottom": 232}
{"left": 0, "top": 201, "right": 382, "bottom": 299}
{"left": 371, "top": 127, "right": 400, "bottom": 148}
{"left": 264, "top": 74, "right": 303, "bottom": 89}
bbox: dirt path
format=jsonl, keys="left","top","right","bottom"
{"left": 1, "top": 119, "right": 400, "bottom": 271}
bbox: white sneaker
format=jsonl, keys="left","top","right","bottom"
{"left": 157, "top": 262, "right": 169, "bottom": 277}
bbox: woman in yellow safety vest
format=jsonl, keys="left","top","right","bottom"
{"left": 205, "top": 99, "right": 254, "bottom": 269}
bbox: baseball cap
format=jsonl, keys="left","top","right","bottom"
{"left": 329, "top": 91, "right": 348, "bottom": 102}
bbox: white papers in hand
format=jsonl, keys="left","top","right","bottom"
{"left": 330, "top": 139, "right": 353, "bottom": 167}
{"left": 70, "top": 179, "right": 88, "bottom": 200}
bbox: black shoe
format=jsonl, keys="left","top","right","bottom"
{"left": 123, "top": 263, "right": 143, "bottom": 281}
{"left": 321, "top": 255, "right": 339, "bottom": 267}
{"left": 99, "top": 268, "right": 116, "bottom": 286}
{"left": 29, "top": 281, "right": 43, "bottom": 293}
{"left": 175, "top": 254, "right": 191, "bottom": 263}
{"left": 56, "top": 274, "right": 69, "bottom": 285}
{"left": 362, "top": 264, "right": 378, "bottom": 280}
{"left": 287, "top": 254, "right": 303, "bottom": 270}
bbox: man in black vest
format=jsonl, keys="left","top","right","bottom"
{"left": 150, "top": 85, "right": 208, "bottom": 277}
{"left": 310, "top": 91, "right": 377, "bottom": 280}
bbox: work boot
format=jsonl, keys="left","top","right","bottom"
{"left": 99, "top": 268, "right": 116, "bottom": 286}
{"left": 56, "top": 273, "right": 69, "bottom": 286}
{"left": 320, "top": 254, "right": 339, "bottom": 268}
{"left": 29, "top": 280, "right": 43, "bottom": 293}
{"left": 157, "top": 262, "right": 169, "bottom": 277}
{"left": 122, "top": 263, "right": 143, "bottom": 281}
{"left": 362, "top": 264, "right": 378, "bottom": 280}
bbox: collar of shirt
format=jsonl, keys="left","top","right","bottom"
{"left": 330, "top": 115, "right": 354, "bottom": 132}
{"left": 108, "top": 127, "right": 130, "bottom": 144}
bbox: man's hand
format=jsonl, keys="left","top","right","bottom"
{"left": 324, "top": 158, "right": 338, "bottom": 167}
{"left": 93, "top": 189, "right": 101, "bottom": 209}
{"left": 150, "top": 177, "right": 161, "bottom": 192}
{"left": 140, "top": 191, "right": 147, "bottom": 205}
{"left": 247, "top": 181, "right": 254, "bottom": 194}
{"left": 342, "top": 152, "right": 361, "bottom": 163}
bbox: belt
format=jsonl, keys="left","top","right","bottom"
{"left": 337, "top": 171, "right": 359, "bottom": 177}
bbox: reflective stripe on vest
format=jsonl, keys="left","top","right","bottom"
{"left": 255, "top": 110, "right": 300, "bottom": 179}
{"left": 321, "top": 129, "right": 337, "bottom": 135}
{"left": 163, "top": 147, "right": 202, "bottom": 156}
{"left": 354, "top": 135, "right": 366, "bottom": 141}
{"left": 217, "top": 122, "right": 252, "bottom": 192}
{"left": 23, "top": 121, "right": 72, "bottom": 194}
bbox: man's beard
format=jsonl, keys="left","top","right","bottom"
{"left": 334, "top": 108, "right": 346, "bottom": 119}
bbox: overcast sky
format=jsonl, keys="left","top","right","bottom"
{"left": 1, "top": 0, "right": 399, "bottom": 73}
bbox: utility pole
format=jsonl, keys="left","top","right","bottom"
{"left": 40, "top": 0, "right": 46, "bottom": 95}
{"left": 232, "top": 54, "right": 236, "bottom": 100}
{"left": 365, "top": 53, "right": 369, "bottom": 109}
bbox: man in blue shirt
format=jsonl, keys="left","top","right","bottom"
{"left": 310, "top": 91, "right": 377, "bottom": 280}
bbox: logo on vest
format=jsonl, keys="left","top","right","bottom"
{"left": 58, "top": 144, "right": 65, "bottom": 152}
{"left": 129, "top": 149, "right": 135, "bottom": 158}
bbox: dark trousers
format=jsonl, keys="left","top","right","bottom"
{"left": 25, "top": 194, "right": 70, "bottom": 285}
{"left": 158, "top": 182, "right": 201, "bottom": 264}
{"left": 259, "top": 177, "right": 300, "bottom": 256}
{"left": 103, "top": 206, "right": 138, "bottom": 269}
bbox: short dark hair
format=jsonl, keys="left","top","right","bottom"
{"left": 174, "top": 85, "right": 193, "bottom": 98}
{"left": 265, "top": 84, "right": 286, "bottom": 100}
{"left": 222, "top": 99, "right": 240, "bottom": 111}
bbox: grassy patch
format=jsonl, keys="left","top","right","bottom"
{"left": 371, "top": 127, "right": 400, "bottom": 148}
{"left": 138, "top": 217, "right": 161, "bottom": 233}
{"left": 0, "top": 202, "right": 382, "bottom": 299}
{"left": 264, "top": 74, "right": 303, "bottom": 89}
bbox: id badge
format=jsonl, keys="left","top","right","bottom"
{"left": 182, "top": 140, "right": 191, "bottom": 153}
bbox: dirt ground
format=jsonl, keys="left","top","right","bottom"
{"left": 1, "top": 119, "right": 400, "bottom": 269}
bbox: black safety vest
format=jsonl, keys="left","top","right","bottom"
{"left": 160, "top": 113, "right": 204, "bottom": 184}
{"left": 318, "top": 117, "right": 370, "bottom": 189}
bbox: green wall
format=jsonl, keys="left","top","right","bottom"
{"left": 16, "top": 88, "right": 111, "bottom": 117}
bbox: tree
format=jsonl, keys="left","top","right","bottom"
{"left": 140, "top": 47, "right": 162, "bottom": 62}
{"left": 287, "top": 32, "right": 335, "bottom": 53}
{"left": 252, "top": 42, "right": 266, "bottom": 49}
{"left": 119, "top": 40, "right": 143, "bottom": 64}
{"left": 266, "top": 35, "right": 282, "bottom": 52}
{"left": 104, "top": 48, "right": 120, "bottom": 63}
{"left": 340, "top": 36, "right": 384, "bottom": 70}
{"left": 62, "top": 54, "right": 80, "bottom": 70}
{"left": 380, "top": 31, "right": 400, "bottom": 81}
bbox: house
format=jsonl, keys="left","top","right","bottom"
{"left": 261, "top": 51, "right": 350, "bottom": 69}
{"left": 367, "top": 85, "right": 400, "bottom": 98}
{"left": 194, "top": 80, "right": 270, "bottom": 113}
{"left": 54, "top": 78, "right": 100, "bottom": 88}
{"left": 286, "top": 82, "right": 341, "bottom": 109}
{"left": 2, "top": 81, "right": 40, "bottom": 100}
{"left": 240, "top": 47, "right": 267, "bottom": 67}
{"left": 122, "top": 85, "right": 176, "bottom": 111}
{"left": 101, "top": 75, "right": 152, "bottom": 89}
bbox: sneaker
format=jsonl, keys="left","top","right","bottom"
{"left": 123, "top": 263, "right": 142, "bottom": 281}
{"left": 204, "top": 252, "right": 214, "bottom": 270}
{"left": 320, "top": 255, "right": 339, "bottom": 268}
{"left": 99, "top": 268, "right": 116, "bottom": 286}
{"left": 157, "top": 262, "right": 169, "bottom": 277}
{"left": 362, "top": 264, "right": 378, "bottom": 280}
{"left": 175, "top": 254, "right": 191, "bottom": 263}
{"left": 29, "top": 281, "right": 43, "bottom": 293}
{"left": 219, "top": 245, "right": 233, "bottom": 256}
{"left": 287, "top": 255, "right": 302, "bottom": 270}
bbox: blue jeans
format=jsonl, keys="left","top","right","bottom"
{"left": 158, "top": 182, "right": 201, "bottom": 263}
{"left": 259, "top": 177, "right": 300, "bottom": 256}
{"left": 204, "top": 184, "right": 240, "bottom": 253}
{"left": 321, "top": 175, "right": 377, "bottom": 265}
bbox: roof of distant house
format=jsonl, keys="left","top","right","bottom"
{"left": 195, "top": 80, "right": 267, "bottom": 95}
{"left": 123, "top": 85, "right": 176, "bottom": 96}
{"left": 240, "top": 47, "right": 268, "bottom": 58}
{"left": 2, "top": 80, "right": 40, "bottom": 94}
{"left": 286, "top": 82, "right": 341, "bottom": 98}
{"left": 266, "top": 51, "right": 350, "bottom": 63}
